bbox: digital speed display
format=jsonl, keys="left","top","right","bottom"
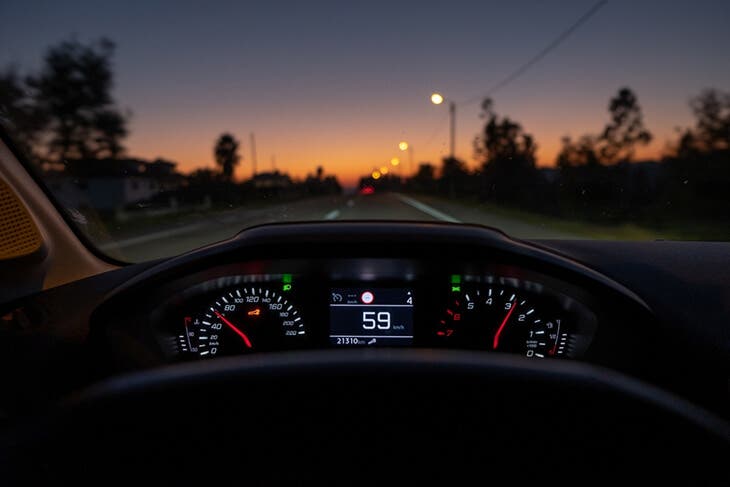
{"left": 329, "top": 288, "right": 414, "bottom": 346}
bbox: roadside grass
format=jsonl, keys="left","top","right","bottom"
{"left": 422, "top": 195, "right": 721, "bottom": 241}
{"left": 472, "top": 203, "right": 671, "bottom": 240}
{"left": 477, "top": 204, "right": 730, "bottom": 241}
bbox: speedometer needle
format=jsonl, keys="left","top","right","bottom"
{"left": 493, "top": 301, "right": 517, "bottom": 350}
{"left": 214, "top": 310, "right": 252, "bottom": 349}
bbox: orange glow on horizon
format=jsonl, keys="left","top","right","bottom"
{"left": 127, "top": 111, "right": 669, "bottom": 188}
{"left": 128, "top": 139, "right": 664, "bottom": 187}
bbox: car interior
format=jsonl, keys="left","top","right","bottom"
{"left": 1, "top": 1, "right": 729, "bottom": 484}
{"left": 1, "top": 137, "right": 729, "bottom": 482}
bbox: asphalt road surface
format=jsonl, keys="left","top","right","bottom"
{"left": 102, "top": 192, "right": 576, "bottom": 262}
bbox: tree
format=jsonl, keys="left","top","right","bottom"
{"left": 406, "top": 163, "right": 436, "bottom": 193}
{"left": 474, "top": 99, "right": 537, "bottom": 167}
{"left": 27, "top": 38, "right": 128, "bottom": 162}
{"left": 558, "top": 88, "right": 652, "bottom": 167}
{"left": 0, "top": 68, "right": 48, "bottom": 165}
{"left": 415, "top": 163, "right": 435, "bottom": 181}
{"left": 556, "top": 135, "right": 600, "bottom": 168}
{"left": 598, "top": 87, "right": 652, "bottom": 163}
{"left": 439, "top": 157, "right": 470, "bottom": 198}
{"left": 676, "top": 89, "right": 730, "bottom": 156}
{"left": 213, "top": 133, "right": 240, "bottom": 180}
{"left": 474, "top": 98, "right": 539, "bottom": 205}
{"left": 666, "top": 89, "right": 730, "bottom": 218}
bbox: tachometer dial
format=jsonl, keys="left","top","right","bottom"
{"left": 180, "top": 286, "right": 306, "bottom": 358}
{"left": 435, "top": 284, "right": 567, "bottom": 358}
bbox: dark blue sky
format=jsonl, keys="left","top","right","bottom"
{"left": 2, "top": 0, "right": 728, "bottom": 183}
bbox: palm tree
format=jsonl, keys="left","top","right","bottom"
{"left": 214, "top": 133, "right": 240, "bottom": 180}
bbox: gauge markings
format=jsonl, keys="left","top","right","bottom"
{"left": 182, "top": 286, "right": 307, "bottom": 358}
{"left": 437, "top": 284, "right": 567, "bottom": 358}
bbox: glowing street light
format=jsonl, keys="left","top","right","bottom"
{"left": 398, "top": 141, "right": 414, "bottom": 174}
{"left": 390, "top": 157, "right": 400, "bottom": 167}
{"left": 372, "top": 170, "right": 381, "bottom": 180}
{"left": 380, "top": 166, "right": 389, "bottom": 175}
{"left": 429, "top": 92, "right": 456, "bottom": 159}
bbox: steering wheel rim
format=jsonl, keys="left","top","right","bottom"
{"left": 2, "top": 350, "right": 729, "bottom": 484}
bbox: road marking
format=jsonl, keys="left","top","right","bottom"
{"left": 324, "top": 209, "right": 340, "bottom": 220}
{"left": 395, "top": 194, "right": 461, "bottom": 223}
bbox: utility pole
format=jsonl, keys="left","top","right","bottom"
{"left": 408, "top": 145, "right": 414, "bottom": 176}
{"left": 449, "top": 101, "right": 456, "bottom": 160}
{"left": 249, "top": 132, "right": 258, "bottom": 177}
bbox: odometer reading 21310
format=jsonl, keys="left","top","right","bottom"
{"left": 329, "top": 288, "right": 414, "bottom": 346}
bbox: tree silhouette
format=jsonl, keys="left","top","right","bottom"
{"left": 474, "top": 99, "right": 537, "bottom": 166}
{"left": 26, "top": 38, "right": 128, "bottom": 162}
{"left": 415, "top": 163, "right": 435, "bottom": 181}
{"left": 408, "top": 163, "right": 437, "bottom": 192}
{"left": 474, "top": 98, "right": 539, "bottom": 205}
{"left": 676, "top": 89, "right": 730, "bottom": 156}
{"left": 557, "top": 88, "right": 652, "bottom": 167}
{"left": 598, "top": 87, "right": 652, "bottom": 163}
{"left": 556, "top": 135, "right": 600, "bottom": 168}
{"left": 213, "top": 133, "right": 240, "bottom": 180}
{"left": 439, "top": 157, "right": 470, "bottom": 198}
{"left": 666, "top": 89, "right": 730, "bottom": 219}
{"left": 0, "top": 68, "right": 48, "bottom": 165}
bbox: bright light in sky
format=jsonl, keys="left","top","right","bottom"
{"left": 390, "top": 157, "right": 400, "bottom": 166}
{"left": 372, "top": 170, "right": 381, "bottom": 180}
{"left": 430, "top": 93, "right": 445, "bottom": 105}
{"left": 380, "top": 166, "right": 389, "bottom": 175}
{"left": 398, "top": 141, "right": 409, "bottom": 151}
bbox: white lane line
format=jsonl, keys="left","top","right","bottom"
{"left": 395, "top": 194, "right": 461, "bottom": 223}
{"left": 324, "top": 209, "right": 340, "bottom": 220}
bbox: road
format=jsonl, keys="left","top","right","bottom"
{"left": 103, "top": 193, "right": 576, "bottom": 261}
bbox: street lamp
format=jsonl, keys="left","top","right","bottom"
{"left": 430, "top": 92, "right": 456, "bottom": 159}
{"left": 398, "top": 141, "right": 414, "bottom": 175}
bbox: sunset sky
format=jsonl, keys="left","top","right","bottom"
{"left": 2, "top": 0, "right": 729, "bottom": 187}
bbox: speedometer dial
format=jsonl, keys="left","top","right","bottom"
{"left": 434, "top": 284, "right": 568, "bottom": 358}
{"left": 179, "top": 286, "right": 306, "bottom": 358}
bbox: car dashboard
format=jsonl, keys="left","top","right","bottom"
{"left": 2, "top": 222, "right": 729, "bottom": 484}
{"left": 139, "top": 259, "right": 600, "bottom": 360}
{"left": 93, "top": 222, "right": 647, "bottom": 373}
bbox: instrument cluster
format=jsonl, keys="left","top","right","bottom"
{"left": 153, "top": 265, "right": 598, "bottom": 360}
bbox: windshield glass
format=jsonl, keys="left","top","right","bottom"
{"left": 1, "top": 0, "right": 728, "bottom": 262}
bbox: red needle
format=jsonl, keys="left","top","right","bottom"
{"left": 493, "top": 301, "right": 517, "bottom": 350}
{"left": 214, "top": 310, "right": 252, "bottom": 349}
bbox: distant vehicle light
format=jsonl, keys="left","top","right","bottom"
{"left": 359, "top": 186, "right": 375, "bottom": 195}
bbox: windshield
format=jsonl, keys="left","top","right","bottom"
{"left": 1, "top": 1, "right": 728, "bottom": 262}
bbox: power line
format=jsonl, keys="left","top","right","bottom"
{"left": 418, "top": 110, "right": 451, "bottom": 153}
{"left": 461, "top": 0, "right": 608, "bottom": 106}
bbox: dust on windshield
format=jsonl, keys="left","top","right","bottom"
{"left": 1, "top": 0, "right": 728, "bottom": 262}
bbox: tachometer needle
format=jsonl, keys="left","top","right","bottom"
{"left": 214, "top": 310, "right": 252, "bottom": 348}
{"left": 493, "top": 301, "right": 517, "bottom": 350}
